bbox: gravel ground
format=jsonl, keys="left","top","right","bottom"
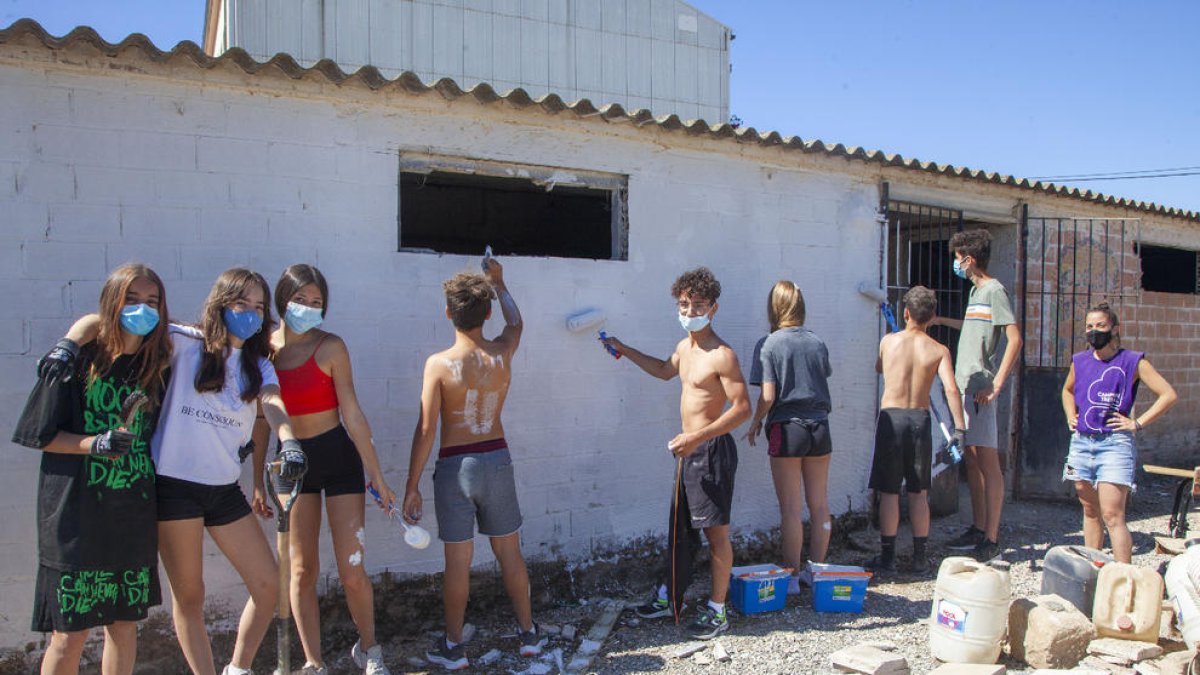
{"left": 2, "top": 475, "right": 1190, "bottom": 675}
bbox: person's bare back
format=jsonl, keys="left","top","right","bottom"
{"left": 429, "top": 340, "right": 512, "bottom": 447}
{"left": 879, "top": 328, "right": 954, "bottom": 410}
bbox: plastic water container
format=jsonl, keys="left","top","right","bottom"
{"left": 728, "top": 564, "right": 790, "bottom": 614}
{"left": 1165, "top": 538, "right": 1200, "bottom": 649}
{"left": 929, "top": 556, "right": 1011, "bottom": 664}
{"left": 1093, "top": 562, "right": 1163, "bottom": 642}
{"left": 1041, "top": 545, "right": 1113, "bottom": 616}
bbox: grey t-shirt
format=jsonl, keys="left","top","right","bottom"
{"left": 955, "top": 278, "right": 1016, "bottom": 393}
{"left": 749, "top": 326, "right": 833, "bottom": 424}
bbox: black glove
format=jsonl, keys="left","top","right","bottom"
{"left": 90, "top": 429, "right": 135, "bottom": 459}
{"left": 237, "top": 439, "right": 255, "bottom": 463}
{"left": 278, "top": 439, "right": 307, "bottom": 482}
{"left": 952, "top": 428, "right": 967, "bottom": 452}
{"left": 38, "top": 339, "right": 80, "bottom": 384}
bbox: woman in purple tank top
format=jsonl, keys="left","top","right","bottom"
{"left": 1060, "top": 303, "right": 1176, "bottom": 562}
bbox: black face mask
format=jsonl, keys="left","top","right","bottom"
{"left": 1086, "top": 329, "right": 1113, "bottom": 350}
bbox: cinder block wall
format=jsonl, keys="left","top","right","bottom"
{"left": 0, "top": 59, "right": 882, "bottom": 646}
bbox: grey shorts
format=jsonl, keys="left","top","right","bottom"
{"left": 962, "top": 393, "right": 999, "bottom": 449}
{"left": 433, "top": 447, "right": 523, "bottom": 543}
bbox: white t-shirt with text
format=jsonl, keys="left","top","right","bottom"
{"left": 151, "top": 324, "right": 278, "bottom": 485}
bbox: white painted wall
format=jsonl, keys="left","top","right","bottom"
{"left": 0, "top": 60, "right": 878, "bottom": 647}
{"left": 211, "top": 0, "right": 731, "bottom": 123}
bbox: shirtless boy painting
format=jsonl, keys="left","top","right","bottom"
{"left": 867, "top": 286, "right": 966, "bottom": 575}
{"left": 601, "top": 267, "right": 751, "bottom": 640}
{"left": 403, "top": 256, "right": 545, "bottom": 671}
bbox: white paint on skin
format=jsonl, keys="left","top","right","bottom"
{"left": 355, "top": 527, "right": 366, "bottom": 547}
{"left": 461, "top": 389, "right": 499, "bottom": 435}
{"left": 348, "top": 550, "right": 363, "bottom": 566}
{"left": 442, "top": 358, "right": 463, "bottom": 383}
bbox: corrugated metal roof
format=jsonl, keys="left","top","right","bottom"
{"left": 2, "top": 18, "right": 1196, "bottom": 223}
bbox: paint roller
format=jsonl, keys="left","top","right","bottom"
{"left": 858, "top": 282, "right": 899, "bottom": 332}
{"left": 565, "top": 308, "right": 621, "bottom": 359}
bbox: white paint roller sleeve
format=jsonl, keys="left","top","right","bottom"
{"left": 565, "top": 309, "right": 606, "bottom": 333}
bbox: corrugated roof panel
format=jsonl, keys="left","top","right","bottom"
{"left": 299, "top": 0, "right": 323, "bottom": 66}
{"left": 231, "top": 0, "right": 266, "bottom": 60}
{"left": 265, "top": 0, "right": 303, "bottom": 63}
{"left": 2, "top": 19, "right": 1193, "bottom": 223}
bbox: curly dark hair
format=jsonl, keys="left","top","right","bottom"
{"left": 671, "top": 267, "right": 721, "bottom": 303}
{"left": 443, "top": 273, "right": 494, "bottom": 330}
{"left": 949, "top": 229, "right": 992, "bottom": 270}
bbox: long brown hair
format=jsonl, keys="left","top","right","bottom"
{"left": 91, "top": 263, "right": 171, "bottom": 405}
{"left": 274, "top": 264, "right": 329, "bottom": 319}
{"left": 195, "top": 268, "right": 274, "bottom": 402}
{"left": 767, "top": 280, "right": 806, "bottom": 332}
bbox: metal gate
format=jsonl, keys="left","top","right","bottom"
{"left": 879, "top": 186, "right": 965, "bottom": 516}
{"left": 1014, "top": 209, "right": 1141, "bottom": 500}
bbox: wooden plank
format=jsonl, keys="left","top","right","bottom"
{"left": 1143, "top": 464, "right": 1195, "bottom": 479}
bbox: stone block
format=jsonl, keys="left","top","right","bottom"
{"left": 830, "top": 645, "right": 910, "bottom": 675}
{"left": 1008, "top": 593, "right": 1095, "bottom": 669}
{"left": 1080, "top": 655, "right": 1137, "bottom": 675}
{"left": 1086, "top": 638, "right": 1163, "bottom": 664}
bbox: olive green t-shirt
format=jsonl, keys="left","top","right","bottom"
{"left": 955, "top": 278, "right": 1015, "bottom": 393}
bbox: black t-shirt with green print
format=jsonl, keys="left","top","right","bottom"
{"left": 12, "top": 346, "right": 161, "bottom": 572}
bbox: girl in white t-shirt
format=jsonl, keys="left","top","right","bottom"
{"left": 61, "top": 268, "right": 306, "bottom": 675}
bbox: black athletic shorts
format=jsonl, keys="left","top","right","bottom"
{"left": 33, "top": 563, "right": 161, "bottom": 633}
{"left": 680, "top": 433, "right": 738, "bottom": 528}
{"left": 156, "top": 475, "right": 252, "bottom": 526}
{"left": 868, "top": 408, "right": 932, "bottom": 494}
{"left": 275, "top": 424, "right": 365, "bottom": 496}
{"left": 767, "top": 418, "right": 832, "bottom": 458}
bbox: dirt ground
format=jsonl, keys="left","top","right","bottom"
{"left": 2, "top": 473, "right": 1196, "bottom": 674}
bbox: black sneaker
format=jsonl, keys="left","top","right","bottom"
{"left": 972, "top": 539, "right": 1002, "bottom": 563}
{"left": 864, "top": 555, "right": 897, "bottom": 577}
{"left": 425, "top": 638, "right": 468, "bottom": 671}
{"left": 909, "top": 555, "right": 932, "bottom": 576}
{"left": 946, "top": 526, "right": 986, "bottom": 551}
{"left": 687, "top": 607, "right": 729, "bottom": 640}
{"left": 634, "top": 596, "right": 682, "bottom": 619}
{"left": 518, "top": 623, "right": 548, "bottom": 657}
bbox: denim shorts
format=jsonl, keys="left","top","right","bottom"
{"left": 433, "top": 448, "right": 522, "bottom": 543}
{"left": 1062, "top": 431, "right": 1137, "bottom": 489}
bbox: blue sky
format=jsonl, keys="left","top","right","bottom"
{"left": 4, "top": 0, "right": 1198, "bottom": 214}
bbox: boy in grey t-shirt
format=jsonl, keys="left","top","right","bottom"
{"left": 932, "top": 229, "right": 1022, "bottom": 562}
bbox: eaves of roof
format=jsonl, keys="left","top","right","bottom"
{"left": 2, "top": 18, "right": 1196, "bottom": 224}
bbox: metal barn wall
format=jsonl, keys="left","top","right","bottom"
{"left": 213, "top": 0, "right": 731, "bottom": 123}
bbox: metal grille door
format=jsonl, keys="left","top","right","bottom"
{"left": 1014, "top": 213, "right": 1141, "bottom": 500}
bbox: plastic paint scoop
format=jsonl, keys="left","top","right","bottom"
{"left": 366, "top": 484, "right": 431, "bottom": 549}
{"left": 482, "top": 245, "right": 493, "bottom": 270}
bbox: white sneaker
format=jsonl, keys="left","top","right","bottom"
{"left": 351, "top": 640, "right": 392, "bottom": 675}
{"left": 300, "top": 663, "right": 328, "bottom": 675}
{"left": 221, "top": 666, "right": 253, "bottom": 675}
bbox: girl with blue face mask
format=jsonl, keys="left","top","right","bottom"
{"left": 262, "top": 264, "right": 395, "bottom": 674}
{"left": 19, "top": 263, "right": 172, "bottom": 675}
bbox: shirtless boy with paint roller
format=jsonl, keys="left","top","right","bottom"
{"left": 601, "top": 267, "right": 751, "bottom": 640}
{"left": 402, "top": 254, "right": 546, "bottom": 671}
{"left": 867, "top": 286, "right": 967, "bottom": 575}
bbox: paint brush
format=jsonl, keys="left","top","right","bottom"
{"left": 366, "top": 483, "right": 431, "bottom": 549}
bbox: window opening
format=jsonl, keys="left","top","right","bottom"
{"left": 1139, "top": 243, "right": 1199, "bottom": 294}
{"left": 398, "top": 154, "right": 628, "bottom": 261}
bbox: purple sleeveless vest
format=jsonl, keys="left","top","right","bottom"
{"left": 1073, "top": 347, "right": 1143, "bottom": 434}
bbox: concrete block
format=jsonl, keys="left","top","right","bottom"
{"left": 48, "top": 203, "right": 122, "bottom": 242}
{"left": 75, "top": 165, "right": 156, "bottom": 205}
{"left": 1079, "top": 655, "right": 1136, "bottom": 675}
{"left": 107, "top": 243, "right": 181, "bottom": 280}
{"left": 830, "top": 645, "right": 910, "bottom": 675}
{"left": 22, "top": 241, "right": 109, "bottom": 281}
{"left": 926, "top": 665, "right": 1005, "bottom": 675}
{"left": 5, "top": 201, "right": 50, "bottom": 239}
{"left": 179, "top": 245, "right": 251, "bottom": 281}
{"left": 1008, "top": 594, "right": 1094, "bottom": 669}
{"left": 15, "top": 161, "right": 75, "bottom": 202}
{"left": 1086, "top": 638, "right": 1163, "bottom": 664}
{"left": 120, "top": 205, "right": 200, "bottom": 243}
{"left": 197, "top": 136, "right": 271, "bottom": 174}
{"left": 156, "top": 170, "right": 229, "bottom": 206}
{"left": 268, "top": 142, "right": 338, "bottom": 180}
{"left": 200, "top": 208, "right": 268, "bottom": 244}
{"left": 0, "top": 319, "right": 26, "bottom": 355}
{"left": 32, "top": 124, "right": 121, "bottom": 166}
{"left": 119, "top": 131, "right": 197, "bottom": 171}
{"left": 230, "top": 174, "right": 301, "bottom": 211}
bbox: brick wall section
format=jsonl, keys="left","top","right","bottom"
{"left": 1123, "top": 291, "right": 1200, "bottom": 459}
{"left": 0, "top": 62, "right": 884, "bottom": 645}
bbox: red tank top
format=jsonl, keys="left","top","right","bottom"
{"left": 276, "top": 335, "right": 339, "bottom": 415}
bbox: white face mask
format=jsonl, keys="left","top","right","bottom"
{"left": 679, "top": 313, "right": 711, "bottom": 333}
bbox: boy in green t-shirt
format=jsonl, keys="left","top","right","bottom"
{"left": 931, "top": 229, "right": 1022, "bottom": 562}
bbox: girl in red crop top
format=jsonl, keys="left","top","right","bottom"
{"left": 262, "top": 264, "right": 395, "bottom": 674}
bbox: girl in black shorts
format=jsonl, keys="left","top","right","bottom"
{"left": 746, "top": 281, "right": 834, "bottom": 592}
{"left": 16, "top": 263, "right": 172, "bottom": 674}
{"left": 265, "top": 264, "right": 395, "bottom": 675}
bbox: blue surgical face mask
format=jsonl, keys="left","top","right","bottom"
{"left": 223, "top": 307, "right": 263, "bottom": 340}
{"left": 284, "top": 302, "right": 324, "bottom": 334}
{"left": 952, "top": 257, "right": 968, "bottom": 279}
{"left": 679, "top": 312, "right": 712, "bottom": 333}
{"left": 120, "top": 303, "right": 160, "bottom": 336}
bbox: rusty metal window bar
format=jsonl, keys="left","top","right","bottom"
{"left": 884, "top": 199, "right": 965, "bottom": 353}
